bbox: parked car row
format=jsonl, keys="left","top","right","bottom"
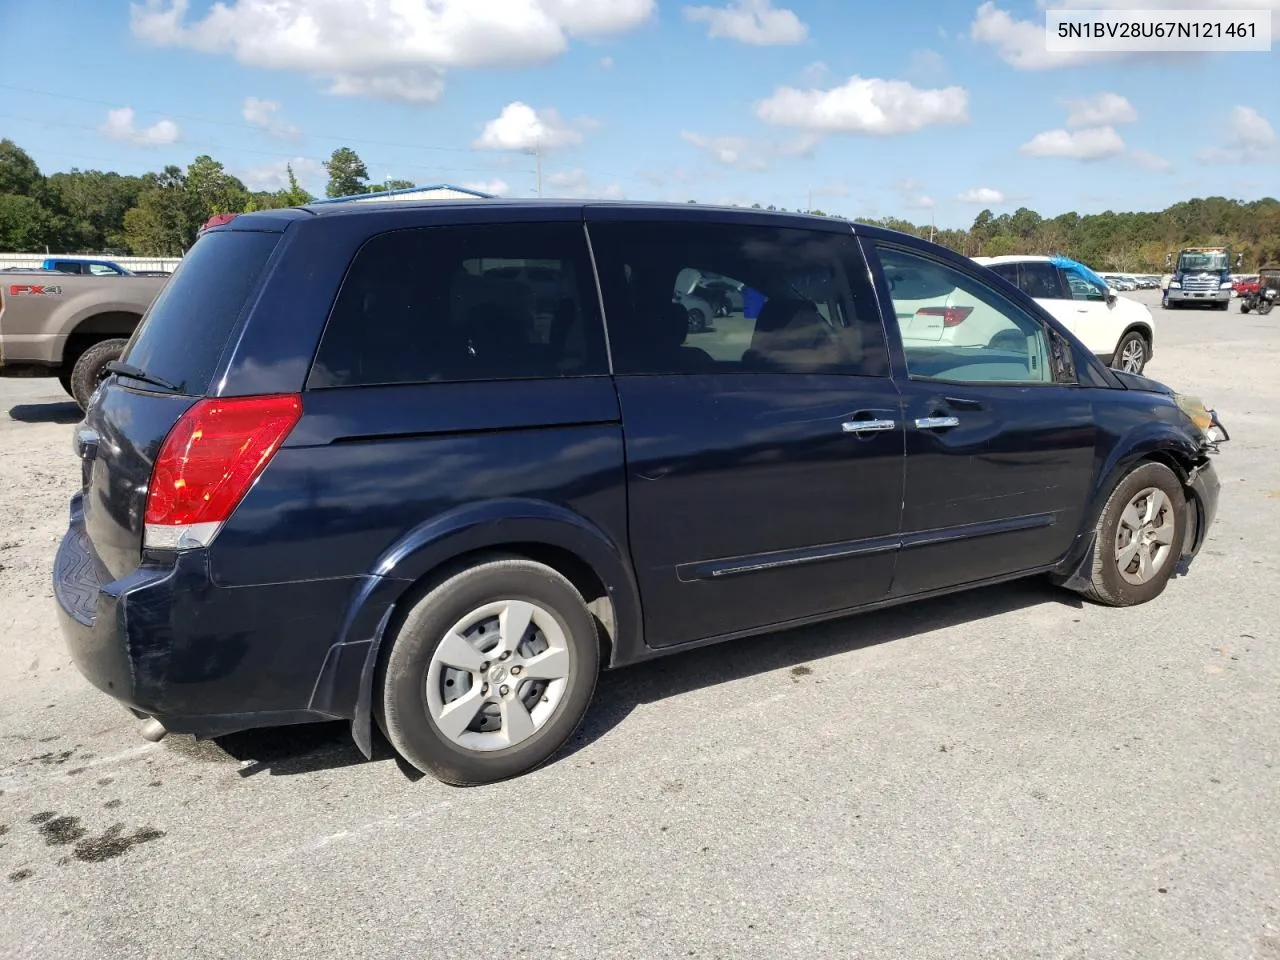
{"left": 55, "top": 200, "right": 1227, "bottom": 787}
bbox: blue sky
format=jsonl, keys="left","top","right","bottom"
{"left": 0, "top": 0, "right": 1276, "bottom": 227}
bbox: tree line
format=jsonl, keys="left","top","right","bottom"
{"left": 1, "top": 137, "right": 1277, "bottom": 268}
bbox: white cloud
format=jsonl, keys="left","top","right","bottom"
{"left": 800, "top": 60, "right": 828, "bottom": 83}
{"left": 895, "top": 178, "right": 936, "bottom": 209}
{"left": 239, "top": 156, "right": 326, "bottom": 193}
{"left": 130, "top": 0, "right": 655, "bottom": 103}
{"left": 681, "top": 131, "right": 765, "bottom": 169}
{"left": 1197, "top": 105, "right": 1278, "bottom": 163}
{"left": 327, "top": 69, "right": 445, "bottom": 103}
{"left": 462, "top": 178, "right": 512, "bottom": 196}
{"left": 599, "top": 55, "right": 614, "bottom": 68}
{"left": 1036, "top": 0, "right": 1280, "bottom": 8}
{"left": 683, "top": 0, "right": 808, "bottom": 45}
{"left": 98, "top": 107, "right": 181, "bottom": 146}
{"left": 542, "top": 167, "right": 623, "bottom": 199}
{"left": 957, "top": 187, "right": 1005, "bottom": 204}
{"left": 1061, "top": 92, "right": 1137, "bottom": 127}
{"left": 970, "top": 2, "right": 1106, "bottom": 69}
{"left": 474, "top": 102, "right": 588, "bottom": 151}
{"left": 1130, "top": 148, "right": 1172, "bottom": 171}
{"left": 755, "top": 75, "right": 969, "bottom": 135}
{"left": 242, "top": 96, "right": 300, "bottom": 140}
{"left": 905, "top": 48, "right": 948, "bottom": 83}
{"left": 1020, "top": 125, "right": 1127, "bottom": 160}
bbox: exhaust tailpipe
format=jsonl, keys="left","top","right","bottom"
{"left": 139, "top": 718, "right": 168, "bottom": 742}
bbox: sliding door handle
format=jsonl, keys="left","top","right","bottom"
{"left": 914, "top": 416, "right": 960, "bottom": 430}
{"left": 842, "top": 418, "right": 896, "bottom": 434}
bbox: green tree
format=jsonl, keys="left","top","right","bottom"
{"left": 123, "top": 165, "right": 203, "bottom": 255}
{"left": 0, "top": 139, "right": 43, "bottom": 196}
{"left": 47, "top": 169, "right": 146, "bottom": 250}
{"left": 0, "top": 194, "right": 54, "bottom": 251}
{"left": 186, "top": 155, "right": 249, "bottom": 217}
{"left": 324, "top": 147, "right": 370, "bottom": 198}
{"left": 279, "top": 164, "right": 314, "bottom": 206}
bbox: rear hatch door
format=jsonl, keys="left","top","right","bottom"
{"left": 80, "top": 229, "right": 283, "bottom": 581}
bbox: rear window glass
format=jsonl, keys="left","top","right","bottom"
{"left": 122, "top": 230, "right": 280, "bottom": 395}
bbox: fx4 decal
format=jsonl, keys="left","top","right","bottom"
{"left": 7, "top": 284, "right": 63, "bottom": 296}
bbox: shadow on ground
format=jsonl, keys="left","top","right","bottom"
{"left": 176, "top": 577, "right": 1079, "bottom": 781}
{"left": 8, "top": 401, "right": 81, "bottom": 425}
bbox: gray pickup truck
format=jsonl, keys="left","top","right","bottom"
{"left": 0, "top": 271, "right": 168, "bottom": 408}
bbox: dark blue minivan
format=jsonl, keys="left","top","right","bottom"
{"left": 54, "top": 201, "right": 1227, "bottom": 785}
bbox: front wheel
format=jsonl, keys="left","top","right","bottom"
{"left": 69, "top": 338, "right": 129, "bottom": 410}
{"left": 1260, "top": 300, "right": 1275, "bottom": 316}
{"left": 377, "top": 557, "right": 600, "bottom": 786}
{"left": 1240, "top": 302, "right": 1251, "bottom": 314}
{"left": 1083, "top": 462, "right": 1187, "bottom": 607}
{"left": 1112, "top": 331, "right": 1149, "bottom": 374}
{"left": 687, "top": 308, "right": 708, "bottom": 333}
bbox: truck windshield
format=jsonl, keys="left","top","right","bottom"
{"left": 1178, "top": 252, "right": 1228, "bottom": 272}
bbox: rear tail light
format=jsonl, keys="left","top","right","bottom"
{"left": 144, "top": 394, "right": 302, "bottom": 550}
{"left": 917, "top": 306, "right": 973, "bottom": 327}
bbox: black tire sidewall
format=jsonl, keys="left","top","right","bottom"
{"left": 70, "top": 338, "right": 128, "bottom": 409}
{"left": 1113, "top": 332, "right": 1148, "bottom": 373}
{"left": 1094, "top": 462, "right": 1187, "bottom": 605}
{"left": 378, "top": 560, "right": 599, "bottom": 786}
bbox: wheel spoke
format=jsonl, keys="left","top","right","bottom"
{"left": 1136, "top": 545, "right": 1154, "bottom": 582}
{"left": 521, "top": 646, "right": 570, "bottom": 682}
{"left": 1116, "top": 539, "right": 1141, "bottom": 570}
{"left": 435, "top": 631, "right": 485, "bottom": 672}
{"left": 1120, "top": 502, "right": 1142, "bottom": 532}
{"left": 499, "top": 696, "right": 536, "bottom": 746}
{"left": 1149, "top": 520, "right": 1176, "bottom": 546}
{"left": 1147, "top": 490, "right": 1170, "bottom": 524}
{"left": 434, "top": 685, "right": 486, "bottom": 742}
{"left": 499, "top": 600, "right": 535, "bottom": 654}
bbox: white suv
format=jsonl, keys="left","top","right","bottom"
{"left": 973, "top": 255, "right": 1156, "bottom": 374}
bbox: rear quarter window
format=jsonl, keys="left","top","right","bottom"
{"left": 122, "top": 230, "right": 281, "bottom": 395}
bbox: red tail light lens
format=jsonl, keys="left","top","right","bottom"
{"left": 916, "top": 306, "right": 974, "bottom": 328}
{"left": 144, "top": 394, "right": 303, "bottom": 550}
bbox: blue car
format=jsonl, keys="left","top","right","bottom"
{"left": 55, "top": 201, "right": 1228, "bottom": 786}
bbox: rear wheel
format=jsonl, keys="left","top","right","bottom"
{"left": 1261, "top": 300, "right": 1275, "bottom": 316}
{"left": 377, "top": 557, "right": 600, "bottom": 786}
{"left": 69, "top": 338, "right": 128, "bottom": 410}
{"left": 1083, "top": 462, "right": 1187, "bottom": 607}
{"left": 687, "top": 308, "right": 708, "bottom": 333}
{"left": 1240, "top": 302, "right": 1251, "bottom": 314}
{"left": 1112, "top": 331, "right": 1149, "bottom": 374}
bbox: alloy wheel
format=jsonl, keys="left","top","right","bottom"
{"left": 425, "top": 599, "right": 571, "bottom": 752}
{"left": 1114, "top": 487, "right": 1176, "bottom": 585}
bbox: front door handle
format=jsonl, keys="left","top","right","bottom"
{"left": 842, "top": 418, "right": 896, "bottom": 434}
{"left": 914, "top": 416, "right": 960, "bottom": 430}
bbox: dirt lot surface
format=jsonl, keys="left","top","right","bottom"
{"left": 2, "top": 290, "right": 1278, "bottom": 959}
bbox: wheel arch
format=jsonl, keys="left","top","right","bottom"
{"left": 62, "top": 310, "right": 141, "bottom": 369}
{"left": 314, "top": 498, "right": 643, "bottom": 758}
{"left": 1054, "top": 429, "right": 1206, "bottom": 590}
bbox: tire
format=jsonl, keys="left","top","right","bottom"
{"left": 376, "top": 556, "right": 600, "bottom": 786}
{"left": 1240, "top": 303, "right": 1251, "bottom": 314}
{"left": 687, "top": 308, "right": 707, "bottom": 333}
{"left": 69, "top": 338, "right": 128, "bottom": 410}
{"left": 1111, "top": 331, "right": 1149, "bottom": 374}
{"left": 1083, "top": 462, "right": 1187, "bottom": 607}
{"left": 1261, "top": 300, "right": 1274, "bottom": 316}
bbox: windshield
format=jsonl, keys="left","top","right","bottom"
{"left": 1178, "top": 252, "right": 1228, "bottom": 272}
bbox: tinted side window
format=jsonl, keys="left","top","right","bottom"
{"left": 590, "top": 221, "right": 888, "bottom": 377}
{"left": 310, "top": 223, "right": 607, "bottom": 388}
{"left": 123, "top": 230, "right": 281, "bottom": 395}
{"left": 987, "top": 263, "right": 1019, "bottom": 286}
{"left": 1018, "top": 262, "right": 1066, "bottom": 299}
{"left": 876, "top": 245, "right": 1052, "bottom": 385}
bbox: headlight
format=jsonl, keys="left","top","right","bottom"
{"left": 1168, "top": 280, "right": 1181, "bottom": 288}
{"left": 1220, "top": 280, "right": 1233, "bottom": 289}
{"left": 1174, "top": 393, "right": 1229, "bottom": 447}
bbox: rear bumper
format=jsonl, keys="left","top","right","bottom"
{"left": 53, "top": 493, "right": 373, "bottom": 739}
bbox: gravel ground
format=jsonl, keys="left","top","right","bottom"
{"left": 2, "top": 290, "right": 1278, "bottom": 960}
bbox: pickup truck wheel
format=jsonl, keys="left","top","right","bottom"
{"left": 1112, "top": 332, "right": 1148, "bottom": 374}
{"left": 69, "top": 338, "right": 128, "bottom": 410}
{"left": 1083, "top": 462, "right": 1187, "bottom": 608}
{"left": 376, "top": 557, "right": 600, "bottom": 786}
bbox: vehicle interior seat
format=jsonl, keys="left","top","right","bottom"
{"left": 742, "top": 298, "right": 848, "bottom": 372}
